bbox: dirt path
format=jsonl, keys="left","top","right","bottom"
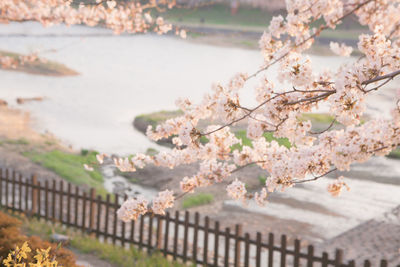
{"left": 72, "top": 249, "right": 117, "bottom": 267}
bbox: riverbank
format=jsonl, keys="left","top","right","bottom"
{"left": 160, "top": 3, "right": 367, "bottom": 54}
{"left": 0, "top": 50, "right": 78, "bottom": 76}
{"left": 0, "top": 106, "right": 108, "bottom": 196}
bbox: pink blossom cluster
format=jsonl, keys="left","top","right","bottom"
{"left": 327, "top": 176, "right": 350, "bottom": 197}
{"left": 117, "top": 196, "right": 148, "bottom": 222}
{"left": 330, "top": 42, "right": 353, "bottom": 57}
{"left": 0, "top": 1, "right": 183, "bottom": 66}
{"left": 0, "top": 0, "right": 176, "bottom": 35}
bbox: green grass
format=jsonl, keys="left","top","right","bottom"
{"left": 299, "top": 113, "right": 368, "bottom": 125}
{"left": 145, "top": 148, "right": 159, "bottom": 156}
{"left": 23, "top": 149, "right": 108, "bottom": 197}
{"left": 135, "top": 110, "right": 184, "bottom": 128}
{"left": 199, "top": 130, "right": 290, "bottom": 151}
{"left": 21, "top": 216, "right": 191, "bottom": 267}
{"left": 387, "top": 148, "right": 400, "bottom": 159}
{"left": 182, "top": 193, "right": 214, "bottom": 209}
{"left": 298, "top": 113, "right": 336, "bottom": 124}
{"left": 2, "top": 138, "right": 30, "bottom": 145}
{"left": 160, "top": 4, "right": 274, "bottom": 28}
{"left": 71, "top": 237, "right": 191, "bottom": 267}
{"left": 258, "top": 175, "right": 267, "bottom": 186}
{"left": 158, "top": 3, "right": 366, "bottom": 32}
{"left": 231, "top": 130, "right": 291, "bottom": 151}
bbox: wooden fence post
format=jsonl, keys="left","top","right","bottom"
{"left": 67, "top": 183, "right": 71, "bottom": 226}
{"left": 294, "top": 239, "right": 301, "bottom": 267}
{"left": 213, "top": 221, "right": 220, "bottom": 267}
{"left": 18, "top": 174, "right": 22, "bottom": 212}
{"left": 307, "top": 245, "right": 314, "bottom": 267}
{"left": 89, "top": 188, "right": 96, "bottom": 232}
{"left": 335, "top": 249, "right": 343, "bottom": 267}
{"left": 11, "top": 170, "right": 16, "bottom": 211}
{"left": 244, "top": 233, "right": 250, "bottom": 267}
{"left": 121, "top": 194, "right": 127, "bottom": 247}
{"left": 0, "top": 169, "right": 2, "bottom": 205}
{"left": 104, "top": 194, "right": 110, "bottom": 242}
{"left": 322, "top": 252, "right": 329, "bottom": 267}
{"left": 59, "top": 181, "right": 64, "bottom": 223}
{"left": 182, "top": 211, "right": 189, "bottom": 262}
{"left": 380, "top": 260, "right": 388, "bottom": 267}
{"left": 224, "top": 227, "right": 231, "bottom": 267}
{"left": 44, "top": 180, "right": 49, "bottom": 221}
{"left": 31, "top": 175, "right": 38, "bottom": 217}
{"left": 112, "top": 194, "right": 118, "bottom": 245}
{"left": 173, "top": 211, "right": 180, "bottom": 260}
{"left": 148, "top": 214, "right": 154, "bottom": 253}
{"left": 52, "top": 180, "right": 56, "bottom": 222}
{"left": 281, "top": 234, "right": 287, "bottom": 266}
{"left": 256, "top": 232, "right": 262, "bottom": 267}
{"left": 364, "top": 260, "right": 371, "bottom": 267}
{"left": 82, "top": 191, "right": 87, "bottom": 232}
{"left": 203, "top": 216, "right": 210, "bottom": 265}
{"left": 192, "top": 212, "right": 199, "bottom": 262}
{"left": 156, "top": 215, "right": 163, "bottom": 250}
{"left": 234, "top": 224, "right": 243, "bottom": 267}
{"left": 4, "top": 169, "right": 10, "bottom": 208}
{"left": 163, "top": 212, "right": 170, "bottom": 257}
{"left": 96, "top": 195, "right": 102, "bottom": 238}
{"left": 0, "top": 169, "right": 3, "bottom": 206}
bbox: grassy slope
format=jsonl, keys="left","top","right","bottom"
{"left": 182, "top": 193, "right": 214, "bottom": 209}
{"left": 162, "top": 4, "right": 274, "bottom": 28}
{"left": 21, "top": 215, "right": 192, "bottom": 267}
{"left": 0, "top": 50, "right": 78, "bottom": 76}
{"left": 387, "top": 148, "right": 400, "bottom": 159}
{"left": 23, "top": 149, "right": 108, "bottom": 197}
{"left": 160, "top": 3, "right": 367, "bottom": 41}
{"left": 135, "top": 110, "right": 184, "bottom": 128}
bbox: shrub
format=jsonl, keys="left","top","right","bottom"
{"left": 3, "top": 241, "right": 58, "bottom": 266}
{"left": 0, "top": 211, "right": 78, "bottom": 266}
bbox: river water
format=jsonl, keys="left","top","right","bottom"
{"left": 0, "top": 22, "right": 356, "bottom": 154}
{"left": 1, "top": 22, "right": 400, "bottom": 242}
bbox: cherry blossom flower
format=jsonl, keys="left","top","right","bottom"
{"left": 151, "top": 190, "right": 175, "bottom": 215}
{"left": 226, "top": 179, "right": 247, "bottom": 201}
{"left": 117, "top": 197, "right": 148, "bottom": 222}
{"left": 327, "top": 176, "right": 350, "bottom": 197}
{"left": 330, "top": 42, "right": 353, "bottom": 57}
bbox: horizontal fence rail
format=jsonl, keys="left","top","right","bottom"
{"left": 0, "top": 168, "right": 395, "bottom": 267}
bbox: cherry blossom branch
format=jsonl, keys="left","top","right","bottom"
{"left": 293, "top": 168, "right": 338, "bottom": 184}
{"left": 362, "top": 69, "right": 400, "bottom": 85}
{"left": 246, "top": 0, "right": 375, "bottom": 81}
{"left": 201, "top": 90, "right": 298, "bottom": 136}
{"left": 285, "top": 91, "right": 335, "bottom": 105}
{"left": 309, "top": 118, "right": 337, "bottom": 135}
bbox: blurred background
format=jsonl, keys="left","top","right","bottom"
{"left": 1, "top": 1, "right": 400, "bottom": 265}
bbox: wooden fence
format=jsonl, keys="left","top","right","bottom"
{"left": 0, "top": 168, "right": 394, "bottom": 267}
